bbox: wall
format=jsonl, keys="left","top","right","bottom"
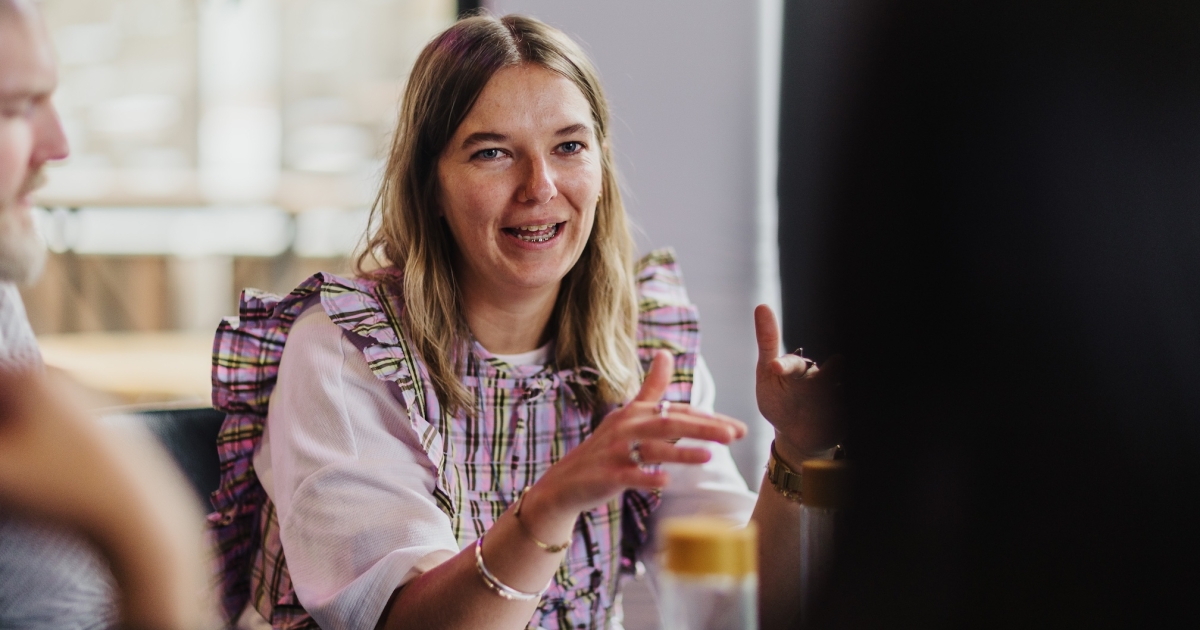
{"left": 489, "top": 0, "right": 779, "bottom": 481}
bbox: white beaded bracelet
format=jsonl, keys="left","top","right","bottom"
{"left": 473, "top": 536, "right": 551, "bottom": 602}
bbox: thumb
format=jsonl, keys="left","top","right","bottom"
{"left": 633, "top": 350, "right": 674, "bottom": 403}
{"left": 754, "top": 304, "right": 782, "bottom": 366}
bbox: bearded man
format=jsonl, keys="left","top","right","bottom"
{"left": 0, "top": 0, "right": 118, "bottom": 626}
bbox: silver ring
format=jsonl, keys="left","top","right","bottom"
{"left": 628, "top": 440, "right": 644, "bottom": 465}
{"left": 656, "top": 399, "right": 671, "bottom": 419}
{"left": 791, "top": 347, "right": 816, "bottom": 370}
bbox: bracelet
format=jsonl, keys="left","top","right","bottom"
{"left": 474, "top": 536, "right": 551, "bottom": 601}
{"left": 513, "top": 486, "right": 571, "bottom": 553}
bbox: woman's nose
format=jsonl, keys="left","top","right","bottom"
{"left": 518, "top": 156, "right": 556, "bottom": 204}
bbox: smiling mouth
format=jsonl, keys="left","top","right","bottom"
{"left": 503, "top": 222, "right": 562, "bottom": 243}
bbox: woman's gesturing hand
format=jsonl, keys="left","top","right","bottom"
{"left": 531, "top": 350, "right": 747, "bottom": 522}
{"left": 753, "top": 304, "right": 842, "bottom": 462}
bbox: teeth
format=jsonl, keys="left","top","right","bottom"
{"left": 513, "top": 223, "right": 559, "bottom": 243}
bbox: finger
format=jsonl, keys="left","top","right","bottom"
{"left": 620, "top": 467, "right": 670, "bottom": 490}
{"left": 632, "top": 440, "right": 713, "bottom": 466}
{"left": 629, "top": 414, "right": 744, "bottom": 443}
{"left": 625, "top": 400, "right": 714, "bottom": 419}
{"left": 625, "top": 403, "right": 748, "bottom": 435}
{"left": 754, "top": 304, "right": 783, "bottom": 366}
{"left": 632, "top": 350, "right": 674, "bottom": 403}
{"left": 771, "top": 354, "right": 817, "bottom": 378}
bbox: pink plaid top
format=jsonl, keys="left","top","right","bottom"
{"left": 210, "top": 249, "right": 700, "bottom": 629}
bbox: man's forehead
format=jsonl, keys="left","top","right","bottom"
{"left": 0, "top": 8, "right": 57, "bottom": 97}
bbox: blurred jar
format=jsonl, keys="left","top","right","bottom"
{"left": 659, "top": 517, "right": 758, "bottom": 630}
{"left": 800, "top": 459, "right": 850, "bottom": 624}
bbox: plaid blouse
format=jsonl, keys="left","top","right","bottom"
{"left": 210, "top": 249, "right": 700, "bottom": 629}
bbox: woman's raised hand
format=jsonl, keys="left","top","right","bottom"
{"left": 528, "top": 350, "right": 747, "bottom": 523}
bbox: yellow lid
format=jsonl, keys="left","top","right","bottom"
{"left": 662, "top": 517, "right": 757, "bottom": 577}
{"left": 801, "top": 459, "right": 850, "bottom": 509}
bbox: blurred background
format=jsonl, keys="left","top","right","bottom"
{"left": 28, "top": 0, "right": 786, "bottom": 490}
{"left": 27, "top": 0, "right": 458, "bottom": 405}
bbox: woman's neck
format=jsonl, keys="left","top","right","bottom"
{"left": 460, "top": 278, "right": 559, "bottom": 355}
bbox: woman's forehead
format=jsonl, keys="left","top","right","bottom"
{"left": 454, "top": 64, "right": 594, "bottom": 141}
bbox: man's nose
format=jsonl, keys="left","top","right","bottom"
{"left": 32, "top": 102, "right": 69, "bottom": 166}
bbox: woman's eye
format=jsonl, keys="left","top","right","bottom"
{"left": 474, "top": 148, "right": 504, "bottom": 160}
{"left": 559, "top": 141, "right": 584, "bottom": 154}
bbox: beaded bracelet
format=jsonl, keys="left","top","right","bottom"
{"left": 474, "top": 536, "right": 551, "bottom": 602}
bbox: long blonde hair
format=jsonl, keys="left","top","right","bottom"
{"left": 358, "top": 14, "right": 640, "bottom": 415}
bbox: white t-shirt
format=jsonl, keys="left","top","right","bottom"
{"left": 255, "top": 303, "right": 757, "bottom": 630}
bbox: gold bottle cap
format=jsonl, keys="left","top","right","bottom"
{"left": 801, "top": 459, "right": 850, "bottom": 509}
{"left": 662, "top": 517, "right": 758, "bottom": 577}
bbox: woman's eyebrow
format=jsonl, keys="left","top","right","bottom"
{"left": 461, "top": 131, "right": 507, "bottom": 149}
{"left": 555, "top": 123, "right": 590, "bottom": 137}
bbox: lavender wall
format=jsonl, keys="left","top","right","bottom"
{"left": 488, "top": 0, "right": 779, "bottom": 482}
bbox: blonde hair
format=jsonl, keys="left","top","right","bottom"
{"left": 358, "top": 14, "right": 640, "bottom": 415}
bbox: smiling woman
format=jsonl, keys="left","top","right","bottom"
{"left": 437, "top": 65, "right": 603, "bottom": 355}
{"left": 209, "top": 13, "right": 828, "bottom": 630}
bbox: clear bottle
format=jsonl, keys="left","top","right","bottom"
{"left": 658, "top": 517, "right": 758, "bottom": 630}
{"left": 799, "top": 459, "right": 849, "bottom": 624}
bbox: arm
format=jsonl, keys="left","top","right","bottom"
{"left": 270, "top": 309, "right": 748, "bottom": 630}
{"left": 377, "top": 351, "right": 747, "bottom": 630}
{"left": 751, "top": 305, "right": 844, "bottom": 630}
{"left": 0, "top": 369, "right": 213, "bottom": 629}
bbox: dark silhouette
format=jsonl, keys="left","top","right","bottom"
{"left": 779, "top": 1, "right": 1200, "bottom": 627}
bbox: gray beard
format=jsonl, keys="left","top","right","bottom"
{"left": 0, "top": 205, "right": 47, "bottom": 284}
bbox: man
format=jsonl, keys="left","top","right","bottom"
{"left": 0, "top": 0, "right": 116, "bottom": 626}
{"left": 0, "top": 5, "right": 217, "bottom": 628}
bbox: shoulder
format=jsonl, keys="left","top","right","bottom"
{"left": 286, "top": 299, "right": 348, "bottom": 357}
{"left": 313, "top": 270, "right": 407, "bottom": 346}
{"left": 635, "top": 247, "right": 692, "bottom": 308}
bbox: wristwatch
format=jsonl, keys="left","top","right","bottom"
{"left": 766, "top": 441, "right": 845, "bottom": 503}
{"left": 766, "top": 441, "right": 804, "bottom": 502}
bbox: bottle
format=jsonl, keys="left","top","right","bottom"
{"left": 659, "top": 517, "right": 758, "bottom": 630}
{"left": 799, "top": 459, "right": 849, "bottom": 624}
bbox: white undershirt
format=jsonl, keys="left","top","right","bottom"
{"left": 255, "top": 303, "right": 757, "bottom": 630}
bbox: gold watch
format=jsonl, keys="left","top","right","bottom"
{"left": 767, "top": 441, "right": 845, "bottom": 503}
{"left": 766, "top": 441, "right": 804, "bottom": 502}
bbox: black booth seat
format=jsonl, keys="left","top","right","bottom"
{"left": 101, "top": 406, "right": 226, "bottom": 508}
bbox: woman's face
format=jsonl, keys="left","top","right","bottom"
{"left": 437, "top": 63, "right": 602, "bottom": 300}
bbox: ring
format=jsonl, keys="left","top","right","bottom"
{"left": 656, "top": 399, "right": 671, "bottom": 419}
{"left": 790, "top": 347, "right": 816, "bottom": 370}
{"left": 628, "top": 440, "right": 644, "bottom": 465}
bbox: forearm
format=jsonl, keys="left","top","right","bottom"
{"left": 753, "top": 433, "right": 827, "bottom": 630}
{"left": 751, "top": 471, "right": 803, "bottom": 630}
{"left": 378, "top": 485, "right": 576, "bottom": 630}
{"left": 0, "top": 372, "right": 212, "bottom": 628}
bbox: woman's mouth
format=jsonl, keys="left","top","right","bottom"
{"left": 504, "top": 222, "right": 562, "bottom": 243}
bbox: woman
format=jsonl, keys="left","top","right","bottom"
{"left": 211, "top": 13, "right": 837, "bottom": 630}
